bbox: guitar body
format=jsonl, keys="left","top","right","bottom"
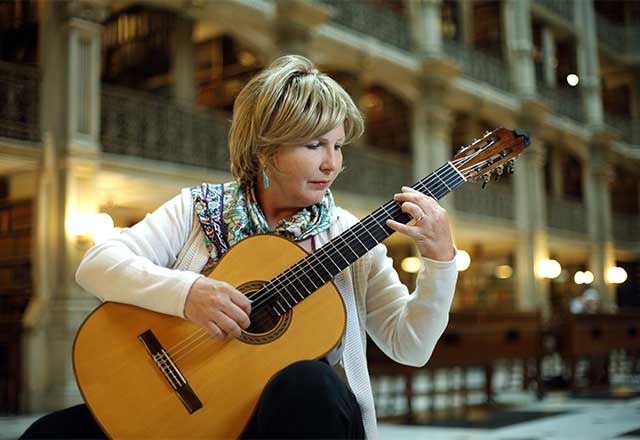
{"left": 73, "top": 234, "right": 346, "bottom": 439}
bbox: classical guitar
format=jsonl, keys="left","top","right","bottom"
{"left": 73, "top": 127, "right": 530, "bottom": 438}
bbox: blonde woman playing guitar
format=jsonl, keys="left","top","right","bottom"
{"left": 22, "top": 55, "right": 528, "bottom": 440}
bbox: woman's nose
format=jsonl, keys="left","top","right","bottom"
{"left": 320, "top": 147, "right": 339, "bottom": 172}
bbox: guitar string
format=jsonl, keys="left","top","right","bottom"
{"left": 168, "top": 154, "right": 498, "bottom": 361}
{"left": 167, "top": 164, "right": 467, "bottom": 361}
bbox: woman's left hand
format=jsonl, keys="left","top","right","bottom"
{"left": 385, "top": 186, "right": 456, "bottom": 261}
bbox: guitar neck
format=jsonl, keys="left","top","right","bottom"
{"left": 261, "top": 162, "right": 466, "bottom": 310}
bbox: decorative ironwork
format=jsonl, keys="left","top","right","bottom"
{"left": 333, "top": 147, "right": 410, "bottom": 198}
{"left": 537, "top": 81, "right": 585, "bottom": 124}
{"left": 613, "top": 214, "right": 640, "bottom": 244}
{"left": 453, "top": 184, "right": 515, "bottom": 221}
{"left": 100, "top": 85, "right": 230, "bottom": 172}
{"left": 546, "top": 196, "right": 587, "bottom": 234}
{"left": 0, "top": 61, "right": 40, "bottom": 142}
{"left": 319, "top": 0, "right": 411, "bottom": 52}
{"left": 605, "top": 115, "right": 640, "bottom": 147}
{"left": 443, "top": 40, "right": 512, "bottom": 93}
{"left": 534, "top": 0, "right": 574, "bottom": 24}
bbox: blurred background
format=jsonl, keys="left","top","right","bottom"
{"left": 0, "top": 0, "right": 639, "bottom": 435}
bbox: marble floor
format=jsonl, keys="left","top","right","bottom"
{"left": 2, "top": 390, "right": 640, "bottom": 440}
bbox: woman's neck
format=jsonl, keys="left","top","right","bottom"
{"left": 254, "top": 180, "right": 296, "bottom": 229}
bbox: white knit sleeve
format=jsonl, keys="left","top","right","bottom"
{"left": 75, "top": 187, "right": 203, "bottom": 318}
{"left": 364, "top": 243, "right": 458, "bottom": 367}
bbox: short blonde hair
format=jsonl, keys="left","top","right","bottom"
{"left": 229, "top": 55, "right": 364, "bottom": 189}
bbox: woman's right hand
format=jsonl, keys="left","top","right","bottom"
{"left": 184, "top": 277, "right": 252, "bottom": 339}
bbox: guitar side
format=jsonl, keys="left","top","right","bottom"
{"left": 73, "top": 234, "right": 347, "bottom": 439}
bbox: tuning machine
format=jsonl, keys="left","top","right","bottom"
{"left": 482, "top": 173, "right": 491, "bottom": 189}
{"left": 495, "top": 164, "right": 504, "bottom": 182}
{"left": 508, "top": 158, "right": 516, "bottom": 174}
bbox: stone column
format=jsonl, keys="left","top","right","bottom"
{"left": 408, "top": 0, "right": 443, "bottom": 57}
{"left": 583, "top": 140, "right": 616, "bottom": 310}
{"left": 412, "top": 82, "right": 454, "bottom": 211}
{"left": 171, "top": 15, "right": 196, "bottom": 104}
{"left": 457, "top": 0, "right": 473, "bottom": 46}
{"left": 575, "top": 0, "right": 604, "bottom": 126}
{"left": 272, "top": 0, "right": 332, "bottom": 59}
{"left": 550, "top": 144, "right": 563, "bottom": 197}
{"left": 513, "top": 139, "right": 550, "bottom": 315}
{"left": 541, "top": 26, "right": 557, "bottom": 87}
{"left": 23, "top": 0, "right": 105, "bottom": 412}
{"left": 503, "top": 0, "right": 536, "bottom": 98}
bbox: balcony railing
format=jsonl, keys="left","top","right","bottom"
{"left": 595, "top": 15, "right": 627, "bottom": 53}
{"left": 0, "top": 61, "right": 40, "bottom": 142}
{"left": 333, "top": 147, "right": 411, "bottom": 198}
{"left": 534, "top": 0, "right": 574, "bottom": 24}
{"left": 443, "top": 40, "right": 512, "bottom": 93}
{"left": 454, "top": 184, "right": 515, "bottom": 221}
{"left": 613, "top": 213, "right": 640, "bottom": 243}
{"left": 319, "top": 0, "right": 411, "bottom": 52}
{"left": 100, "top": 85, "right": 230, "bottom": 172}
{"left": 605, "top": 114, "right": 640, "bottom": 147}
{"left": 537, "top": 81, "right": 585, "bottom": 124}
{"left": 546, "top": 196, "right": 587, "bottom": 234}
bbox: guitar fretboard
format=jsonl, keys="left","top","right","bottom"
{"left": 252, "top": 161, "right": 466, "bottom": 315}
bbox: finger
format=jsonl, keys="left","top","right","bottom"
{"left": 385, "top": 218, "right": 415, "bottom": 237}
{"left": 211, "top": 310, "right": 243, "bottom": 338}
{"left": 401, "top": 185, "right": 436, "bottom": 200}
{"left": 204, "top": 321, "right": 226, "bottom": 340}
{"left": 222, "top": 300, "right": 251, "bottom": 330}
{"left": 228, "top": 288, "right": 253, "bottom": 315}
{"left": 396, "top": 200, "right": 425, "bottom": 222}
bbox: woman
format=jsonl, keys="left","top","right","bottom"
{"left": 22, "top": 55, "right": 457, "bottom": 439}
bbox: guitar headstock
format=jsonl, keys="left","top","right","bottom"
{"left": 453, "top": 128, "right": 530, "bottom": 188}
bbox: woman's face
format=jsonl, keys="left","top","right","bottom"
{"left": 266, "top": 124, "right": 345, "bottom": 211}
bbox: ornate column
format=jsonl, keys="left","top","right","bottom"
{"left": 23, "top": 0, "right": 106, "bottom": 412}
{"left": 272, "top": 0, "right": 332, "bottom": 59}
{"left": 503, "top": 0, "right": 536, "bottom": 98}
{"left": 584, "top": 139, "right": 616, "bottom": 310}
{"left": 408, "top": 0, "right": 443, "bottom": 57}
{"left": 171, "top": 15, "right": 196, "bottom": 104}
{"left": 411, "top": 76, "right": 455, "bottom": 211}
{"left": 575, "top": 0, "right": 604, "bottom": 126}
{"left": 513, "top": 139, "right": 550, "bottom": 315}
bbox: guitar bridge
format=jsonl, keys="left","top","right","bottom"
{"left": 139, "top": 329, "right": 203, "bottom": 414}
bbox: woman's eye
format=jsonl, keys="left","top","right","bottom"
{"left": 335, "top": 144, "right": 343, "bottom": 150}
{"left": 305, "top": 143, "right": 321, "bottom": 150}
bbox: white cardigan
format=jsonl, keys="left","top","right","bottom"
{"left": 76, "top": 187, "right": 458, "bottom": 439}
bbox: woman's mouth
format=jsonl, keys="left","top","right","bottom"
{"left": 309, "top": 180, "right": 331, "bottom": 189}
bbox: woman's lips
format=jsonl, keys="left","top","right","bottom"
{"left": 309, "top": 180, "right": 331, "bottom": 188}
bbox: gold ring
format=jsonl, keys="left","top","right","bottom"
{"left": 415, "top": 213, "right": 426, "bottom": 223}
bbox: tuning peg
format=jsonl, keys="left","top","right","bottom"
{"left": 495, "top": 164, "right": 504, "bottom": 182}
{"left": 482, "top": 173, "right": 491, "bottom": 189}
{"left": 508, "top": 158, "right": 516, "bottom": 174}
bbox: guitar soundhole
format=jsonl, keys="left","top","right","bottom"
{"left": 237, "top": 281, "right": 292, "bottom": 345}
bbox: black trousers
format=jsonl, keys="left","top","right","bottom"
{"left": 21, "top": 360, "right": 365, "bottom": 439}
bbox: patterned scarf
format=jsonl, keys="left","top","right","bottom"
{"left": 192, "top": 181, "right": 336, "bottom": 265}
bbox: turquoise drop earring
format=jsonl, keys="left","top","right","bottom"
{"left": 262, "top": 167, "right": 269, "bottom": 189}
